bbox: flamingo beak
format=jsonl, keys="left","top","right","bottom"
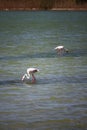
{"left": 22, "top": 77, "right": 24, "bottom": 81}
{"left": 22, "top": 74, "right": 25, "bottom": 81}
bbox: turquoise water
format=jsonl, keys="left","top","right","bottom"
{"left": 0, "top": 11, "right": 87, "bottom": 130}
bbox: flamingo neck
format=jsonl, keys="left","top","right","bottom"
{"left": 22, "top": 73, "right": 36, "bottom": 83}
{"left": 22, "top": 73, "right": 30, "bottom": 81}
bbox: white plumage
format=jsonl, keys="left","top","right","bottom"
{"left": 22, "top": 68, "right": 39, "bottom": 83}
{"left": 54, "top": 45, "right": 68, "bottom": 55}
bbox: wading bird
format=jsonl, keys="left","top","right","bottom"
{"left": 22, "top": 68, "right": 39, "bottom": 83}
{"left": 54, "top": 45, "right": 69, "bottom": 55}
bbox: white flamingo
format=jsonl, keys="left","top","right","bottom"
{"left": 22, "top": 68, "right": 39, "bottom": 83}
{"left": 54, "top": 45, "right": 69, "bottom": 55}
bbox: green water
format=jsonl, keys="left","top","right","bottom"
{"left": 0, "top": 11, "right": 87, "bottom": 130}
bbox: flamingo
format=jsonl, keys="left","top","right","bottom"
{"left": 54, "top": 45, "right": 69, "bottom": 55}
{"left": 22, "top": 68, "right": 39, "bottom": 83}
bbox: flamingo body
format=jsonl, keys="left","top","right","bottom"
{"left": 54, "top": 45, "right": 69, "bottom": 55}
{"left": 55, "top": 46, "right": 64, "bottom": 50}
{"left": 27, "top": 68, "right": 39, "bottom": 74}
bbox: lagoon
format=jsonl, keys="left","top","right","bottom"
{"left": 0, "top": 11, "right": 87, "bottom": 129}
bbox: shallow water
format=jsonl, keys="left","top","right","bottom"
{"left": 0, "top": 11, "right": 87, "bottom": 130}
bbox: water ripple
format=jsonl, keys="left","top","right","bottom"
{"left": 0, "top": 49, "right": 87, "bottom": 61}
{"left": 0, "top": 74, "right": 87, "bottom": 86}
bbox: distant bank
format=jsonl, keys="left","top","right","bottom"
{"left": 1, "top": 7, "right": 87, "bottom": 11}
{"left": 0, "top": 0, "right": 87, "bottom": 11}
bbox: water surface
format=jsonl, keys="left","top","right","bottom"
{"left": 0, "top": 11, "right": 87, "bottom": 130}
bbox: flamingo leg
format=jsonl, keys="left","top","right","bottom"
{"left": 31, "top": 74, "right": 36, "bottom": 83}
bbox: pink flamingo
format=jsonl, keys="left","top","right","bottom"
{"left": 22, "top": 68, "right": 39, "bottom": 83}
{"left": 54, "top": 45, "right": 69, "bottom": 55}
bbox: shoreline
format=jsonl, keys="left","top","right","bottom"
{"left": 0, "top": 7, "right": 87, "bottom": 11}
